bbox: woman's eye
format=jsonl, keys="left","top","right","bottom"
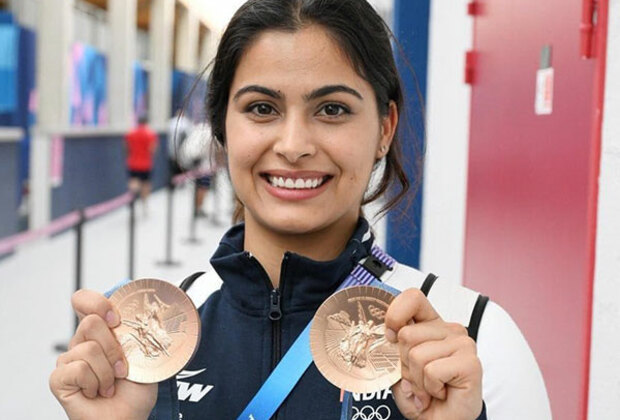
{"left": 318, "top": 104, "right": 349, "bottom": 117}
{"left": 248, "top": 103, "right": 276, "bottom": 116}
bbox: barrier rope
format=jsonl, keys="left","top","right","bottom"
{"left": 0, "top": 167, "right": 210, "bottom": 258}
{"left": 0, "top": 191, "right": 134, "bottom": 256}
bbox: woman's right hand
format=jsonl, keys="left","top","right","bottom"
{"left": 50, "top": 289, "right": 157, "bottom": 420}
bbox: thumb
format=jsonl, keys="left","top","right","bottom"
{"left": 71, "top": 289, "right": 120, "bottom": 328}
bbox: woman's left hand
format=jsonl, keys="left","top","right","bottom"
{"left": 385, "top": 289, "right": 483, "bottom": 420}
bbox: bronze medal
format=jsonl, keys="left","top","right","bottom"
{"left": 310, "top": 285, "right": 401, "bottom": 394}
{"left": 109, "top": 278, "right": 201, "bottom": 384}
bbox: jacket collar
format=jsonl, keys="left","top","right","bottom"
{"left": 210, "top": 219, "right": 374, "bottom": 316}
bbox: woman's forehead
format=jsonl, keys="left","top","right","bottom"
{"left": 231, "top": 26, "right": 368, "bottom": 94}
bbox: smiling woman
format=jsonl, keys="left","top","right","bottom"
{"left": 50, "top": 1, "right": 551, "bottom": 420}
{"left": 224, "top": 25, "right": 400, "bottom": 277}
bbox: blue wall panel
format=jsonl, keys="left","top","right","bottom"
{"left": 172, "top": 69, "right": 207, "bottom": 122}
{"left": 386, "top": 0, "right": 431, "bottom": 269}
{"left": 17, "top": 27, "right": 36, "bottom": 193}
{"left": 0, "top": 24, "right": 18, "bottom": 114}
{"left": 0, "top": 141, "right": 19, "bottom": 239}
{"left": 51, "top": 133, "right": 169, "bottom": 219}
{"left": 0, "top": 22, "right": 37, "bottom": 216}
{"left": 70, "top": 43, "right": 108, "bottom": 126}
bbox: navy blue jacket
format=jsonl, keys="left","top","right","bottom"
{"left": 149, "top": 219, "right": 487, "bottom": 420}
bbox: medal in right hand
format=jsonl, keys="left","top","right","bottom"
{"left": 310, "top": 285, "right": 401, "bottom": 394}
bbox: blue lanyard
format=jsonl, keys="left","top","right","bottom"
{"left": 237, "top": 247, "right": 399, "bottom": 420}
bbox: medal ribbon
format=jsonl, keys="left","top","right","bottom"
{"left": 237, "top": 246, "right": 399, "bottom": 420}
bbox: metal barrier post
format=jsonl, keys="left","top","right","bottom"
{"left": 157, "top": 184, "right": 180, "bottom": 266}
{"left": 73, "top": 209, "right": 85, "bottom": 332}
{"left": 128, "top": 196, "right": 136, "bottom": 279}
{"left": 54, "top": 208, "right": 85, "bottom": 352}
{"left": 186, "top": 180, "right": 201, "bottom": 244}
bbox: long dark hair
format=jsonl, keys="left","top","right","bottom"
{"left": 207, "top": 0, "right": 415, "bottom": 222}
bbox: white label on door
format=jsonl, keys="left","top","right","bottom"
{"left": 535, "top": 67, "right": 554, "bottom": 115}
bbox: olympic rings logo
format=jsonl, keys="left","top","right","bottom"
{"left": 351, "top": 404, "right": 392, "bottom": 420}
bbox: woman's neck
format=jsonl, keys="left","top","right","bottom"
{"left": 243, "top": 216, "right": 359, "bottom": 288}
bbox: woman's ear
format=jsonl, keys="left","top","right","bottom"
{"left": 376, "top": 101, "right": 398, "bottom": 159}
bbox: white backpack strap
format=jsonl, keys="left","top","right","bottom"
{"left": 178, "top": 269, "right": 223, "bottom": 309}
{"left": 425, "top": 276, "right": 481, "bottom": 329}
{"left": 380, "top": 261, "right": 427, "bottom": 289}
{"left": 381, "top": 263, "right": 483, "bottom": 333}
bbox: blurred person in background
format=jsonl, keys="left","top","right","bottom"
{"left": 50, "top": 0, "right": 551, "bottom": 419}
{"left": 125, "top": 115, "right": 158, "bottom": 215}
{"left": 178, "top": 122, "right": 215, "bottom": 219}
{"left": 167, "top": 108, "right": 194, "bottom": 184}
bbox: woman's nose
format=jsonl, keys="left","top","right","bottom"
{"left": 272, "top": 113, "right": 317, "bottom": 163}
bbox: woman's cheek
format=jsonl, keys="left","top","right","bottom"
{"left": 228, "top": 138, "right": 257, "bottom": 168}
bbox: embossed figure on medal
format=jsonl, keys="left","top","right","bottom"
{"left": 328, "top": 301, "right": 388, "bottom": 370}
{"left": 120, "top": 293, "right": 174, "bottom": 359}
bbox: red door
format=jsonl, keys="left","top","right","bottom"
{"left": 463, "top": 1, "right": 608, "bottom": 419}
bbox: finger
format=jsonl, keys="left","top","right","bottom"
{"left": 57, "top": 341, "right": 117, "bottom": 397}
{"left": 398, "top": 322, "right": 469, "bottom": 368}
{"left": 72, "top": 289, "right": 120, "bottom": 327}
{"left": 385, "top": 289, "right": 441, "bottom": 342}
{"left": 397, "top": 323, "right": 451, "bottom": 357}
{"left": 423, "top": 353, "right": 482, "bottom": 401}
{"left": 50, "top": 360, "right": 101, "bottom": 400}
{"left": 406, "top": 335, "right": 476, "bottom": 400}
{"left": 391, "top": 379, "right": 425, "bottom": 419}
{"left": 69, "top": 314, "right": 127, "bottom": 379}
{"left": 400, "top": 368, "right": 431, "bottom": 411}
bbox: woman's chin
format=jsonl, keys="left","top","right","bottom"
{"left": 265, "top": 218, "right": 327, "bottom": 236}
{"left": 244, "top": 203, "right": 359, "bottom": 238}
{"left": 253, "top": 212, "right": 337, "bottom": 237}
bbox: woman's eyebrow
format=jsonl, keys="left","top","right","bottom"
{"left": 305, "top": 85, "right": 363, "bottom": 101}
{"left": 233, "top": 85, "right": 283, "bottom": 101}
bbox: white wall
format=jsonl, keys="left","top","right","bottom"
{"left": 368, "top": 0, "right": 394, "bottom": 28}
{"left": 195, "top": 0, "right": 394, "bottom": 38}
{"left": 420, "top": 1, "right": 472, "bottom": 284}
{"left": 74, "top": 0, "right": 108, "bottom": 53}
{"left": 9, "top": 0, "right": 38, "bottom": 28}
{"left": 588, "top": 0, "right": 620, "bottom": 417}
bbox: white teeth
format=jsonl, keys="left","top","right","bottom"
{"left": 268, "top": 176, "right": 325, "bottom": 190}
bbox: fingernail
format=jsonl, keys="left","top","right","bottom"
{"left": 413, "top": 395, "right": 424, "bottom": 411}
{"left": 104, "top": 385, "right": 115, "bottom": 398}
{"left": 401, "top": 379, "right": 412, "bottom": 395}
{"left": 385, "top": 328, "right": 396, "bottom": 343}
{"left": 114, "top": 360, "right": 126, "bottom": 377}
{"left": 105, "top": 311, "right": 118, "bottom": 326}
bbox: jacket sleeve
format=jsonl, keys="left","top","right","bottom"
{"left": 476, "top": 301, "right": 552, "bottom": 419}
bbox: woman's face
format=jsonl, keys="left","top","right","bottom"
{"left": 225, "top": 25, "right": 396, "bottom": 236}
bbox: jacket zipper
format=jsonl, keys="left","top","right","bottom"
{"left": 269, "top": 288, "right": 282, "bottom": 370}
{"left": 271, "top": 254, "right": 289, "bottom": 419}
{"left": 246, "top": 252, "right": 288, "bottom": 420}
